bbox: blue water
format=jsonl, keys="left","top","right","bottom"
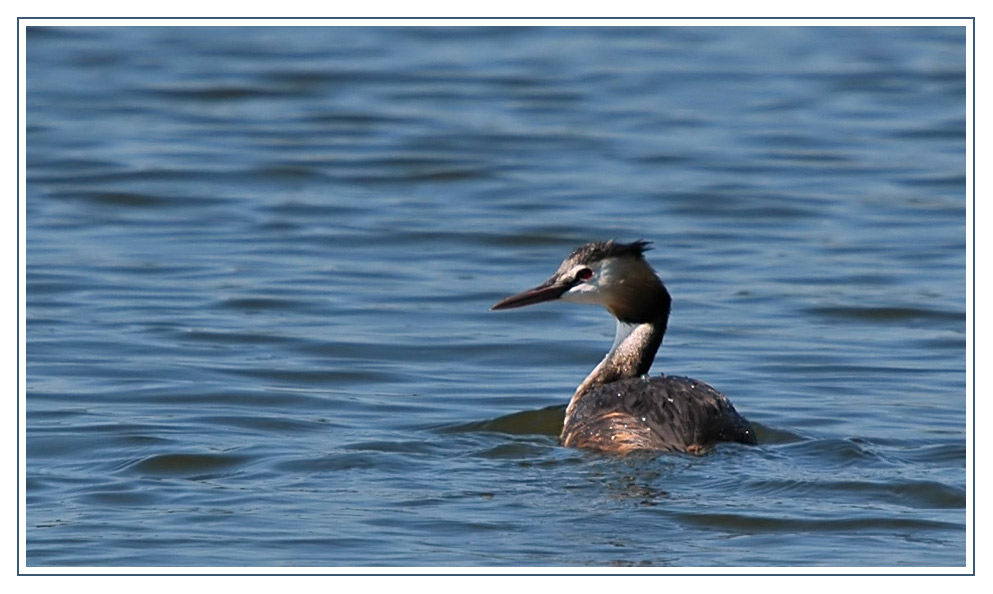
{"left": 25, "top": 25, "right": 967, "bottom": 568}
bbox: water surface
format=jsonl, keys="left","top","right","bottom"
{"left": 25, "top": 25, "right": 967, "bottom": 568}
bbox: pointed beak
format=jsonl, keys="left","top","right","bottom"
{"left": 491, "top": 277, "right": 572, "bottom": 311}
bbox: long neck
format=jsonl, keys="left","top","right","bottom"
{"left": 566, "top": 282, "right": 671, "bottom": 422}
{"left": 572, "top": 314, "right": 667, "bottom": 398}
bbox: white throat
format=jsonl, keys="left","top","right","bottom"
{"left": 610, "top": 319, "right": 637, "bottom": 353}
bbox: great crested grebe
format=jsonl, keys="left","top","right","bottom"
{"left": 491, "top": 240, "right": 756, "bottom": 454}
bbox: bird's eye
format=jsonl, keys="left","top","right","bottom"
{"left": 576, "top": 268, "right": 593, "bottom": 282}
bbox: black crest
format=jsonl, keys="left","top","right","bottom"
{"left": 567, "top": 239, "right": 653, "bottom": 266}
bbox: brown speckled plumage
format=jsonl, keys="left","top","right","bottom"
{"left": 561, "top": 375, "right": 755, "bottom": 452}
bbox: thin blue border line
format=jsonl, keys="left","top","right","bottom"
{"left": 14, "top": 570, "right": 977, "bottom": 576}
{"left": 16, "top": 16, "right": 976, "bottom": 577}
{"left": 15, "top": 16, "right": 976, "bottom": 20}
{"left": 970, "top": 16, "right": 975, "bottom": 577}
{"left": 17, "top": 16, "right": 21, "bottom": 580}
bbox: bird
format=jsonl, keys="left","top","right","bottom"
{"left": 491, "top": 239, "right": 756, "bottom": 454}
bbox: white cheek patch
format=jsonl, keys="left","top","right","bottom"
{"left": 561, "top": 258, "right": 623, "bottom": 306}
{"left": 562, "top": 283, "right": 600, "bottom": 304}
{"left": 596, "top": 258, "right": 624, "bottom": 286}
